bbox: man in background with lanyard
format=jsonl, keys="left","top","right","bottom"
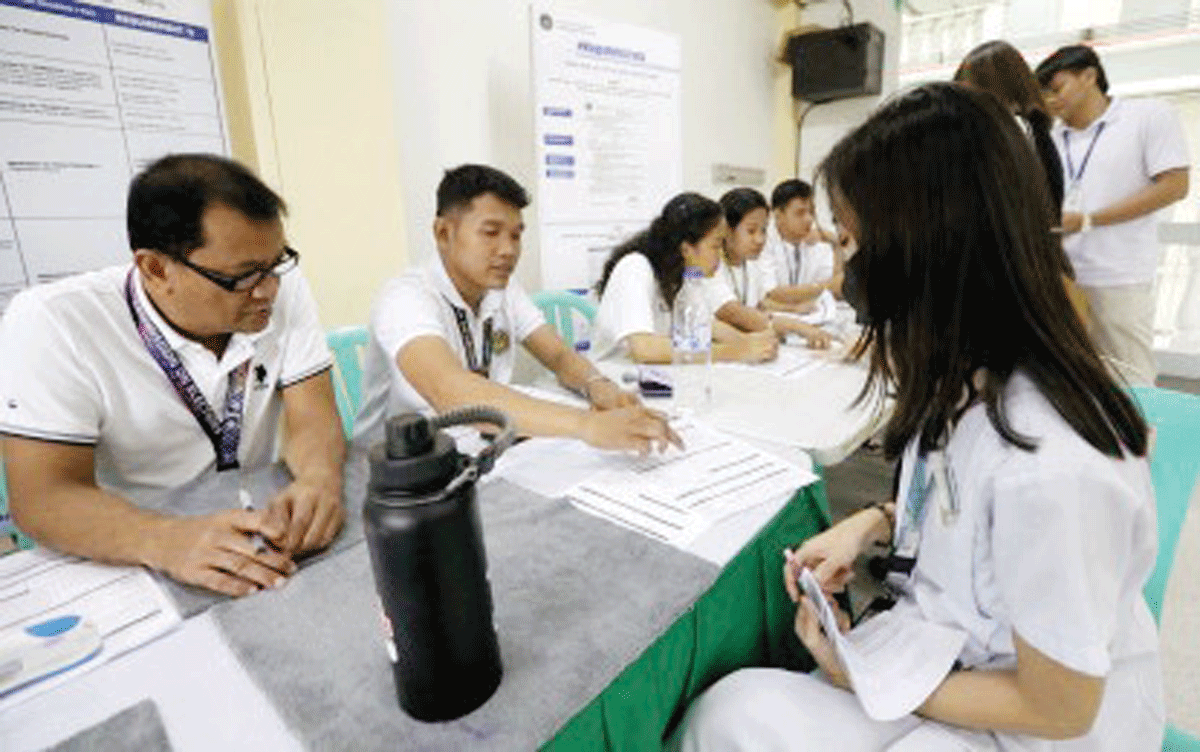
{"left": 353, "top": 164, "right": 679, "bottom": 456}
{"left": 759, "top": 179, "right": 844, "bottom": 313}
{"left": 0, "top": 154, "right": 345, "bottom": 597}
{"left": 1037, "top": 45, "right": 1190, "bottom": 386}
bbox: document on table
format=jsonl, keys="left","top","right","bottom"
{"left": 799, "top": 568, "right": 966, "bottom": 721}
{"left": 565, "top": 420, "right": 817, "bottom": 546}
{"left": 714, "top": 344, "right": 826, "bottom": 380}
{"left": 0, "top": 548, "right": 181, "bottom": 709}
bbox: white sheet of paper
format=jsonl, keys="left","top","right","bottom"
{"left": 0, "top": 549, "right": 181, "bottom": 709}
{"left": 714, "top": 345, "right": 825, "bottom": 380}
{"left": 799, "top": 568, "right": 966, "bottom": 721}
{"left": 566, "top": 420, "right": 816, "bottom": 546}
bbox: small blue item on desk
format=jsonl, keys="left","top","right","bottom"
{"left": 0, "top": 614, "right": 103, "bottom": 696}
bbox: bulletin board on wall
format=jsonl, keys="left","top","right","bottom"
{"left": 530, "top": 3, "right": 682, "bottom": 293}
{"left": 0, "top": 0, "right": 228, "bottom": 313}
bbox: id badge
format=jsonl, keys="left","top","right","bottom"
{"left": 1062, "top": 181, "right": 1085, "bottom": 214}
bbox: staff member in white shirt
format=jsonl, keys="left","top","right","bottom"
{"left": 0, "top": 154, "right": 346, "bottom": 597}
{"left": 353, "top": 164, "right": 678, "bottom": 455}
{"left": 591, "top": 192, "right": 777, "bottom": 363}
{"left": 760, "top": 179, "right": 844, "bottom": 312}
{"left": 679, "top": 83, "right": 1161, "bottom": 751}
{"left": 704, "top": 187, "right": 830, "bottom": 349}
{"left": 1036, "top": 44, "right": 1190, "bottom": 385}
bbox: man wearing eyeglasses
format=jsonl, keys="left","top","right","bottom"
{"left": 0, "top": 154, "right": 346, "bottom": 597}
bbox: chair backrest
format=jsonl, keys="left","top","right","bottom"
{"left": 1130, "top": 386, "right": 1200, "bottom": 625}
{"left": 531, "top": 290, "right": 597, "bottom": 350}
{"left": 0, "top": 459, "right": 35, "bottom": 551}
{"left": 327, "top": 326, "right": 370, "bottom": 438}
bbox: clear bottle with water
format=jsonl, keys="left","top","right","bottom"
{"left": 671, "top": 266, "right": 713, "bottom": 413}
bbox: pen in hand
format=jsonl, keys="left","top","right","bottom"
{"left": 239, "top": 488, "right": 269, "bottom": 554}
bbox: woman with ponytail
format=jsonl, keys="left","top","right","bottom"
{"left": 592, "top": 192, "right": 778, "bottom": 364}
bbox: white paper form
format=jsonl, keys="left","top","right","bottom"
{"left": 799, "top": 568, "right": 966, "bottom": 721}
{"left": 0, "top": 548, "right": 181, "bottom": 709}
{"left": 566, "top": 420, "right": 816, "bottom": 546}
{"left": 714, "top": 344, "right": 827, "bottom": 380}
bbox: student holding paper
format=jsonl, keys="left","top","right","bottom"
{"left": 591, "top": 192, "right": 778, "bottom": 364}
{"left": 706, "top": 187, "right": 830, "bottom": 349}
{"left": 678, "top": 84, "right": 1161, "bottom": 751}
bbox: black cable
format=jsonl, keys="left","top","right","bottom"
{"left": 793, "top": 101, "right": 821, "bottom": 178}
{"left": 841, "top": 0, "right": 854, "bottom": 27}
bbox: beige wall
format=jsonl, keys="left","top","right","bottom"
{"left": 210, "top": 0, "right": 408, "bottom": 328}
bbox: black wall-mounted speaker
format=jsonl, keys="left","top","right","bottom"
{"left": 785, "top": 23, "right": 885, "bottom": 103}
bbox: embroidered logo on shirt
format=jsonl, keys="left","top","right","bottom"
{"left": 491, "top": 328, "right": 511, "bottom": 355}
{"left": 254, "top": 364, "right": 269, "bottom": 389}
{"left": 5, "top": 399, "right": 15, "bottom": 410}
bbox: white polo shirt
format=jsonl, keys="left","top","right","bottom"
{"left": 0, "top": 265, "right": 332, "bottom": 502}
{"left": 889, "top": 373, "right": 1160, "bottom": 750}
{"left": 705, "top": 256, "right": 774, "bottom": 309}
{"left": 762, "top": 219, "right": 835, "bottom": 290}
{"left": 352, "top": 258, "right": 546, "bottom": 449}
{"left": 1054, "top": 97, "right": 1190, "bottom": 286}
{"left": 591, "top": 252, "right": 673, "bottom": 360}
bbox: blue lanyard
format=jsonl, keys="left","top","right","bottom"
{"left": 1063, "top": 122, "right": 1106, "bottom": 184}
{"left": 902, "top": 452, "right": 930, "bottom": 535}
{"left": 125, "top": 271, "right": 250, "bottom": 472}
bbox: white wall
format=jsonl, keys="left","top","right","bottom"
{"left": 384, "top": 0, "right": 785, "bottom": 292}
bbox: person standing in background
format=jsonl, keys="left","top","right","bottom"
{"left": 1036, "top": 44, "right": 1190, "bottom": 385}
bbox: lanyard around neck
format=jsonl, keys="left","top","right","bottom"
{"left": 1063, "top": 121, "right": 1106, "bottom": 184}
{"left": 125, "top": 271, "right": 250, "bottom": 472}
{"left": 726, "top": 260, "right": 748, "bottom": 305}
{"left": 787, "top": 243, "right": 803, "bottom": 286}
{"left": 445, "top": 296, "right": 494, "bottom": 377}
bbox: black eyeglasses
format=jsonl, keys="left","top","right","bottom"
{"left": 176, "top": 246, "right": 300, "bottom": 292}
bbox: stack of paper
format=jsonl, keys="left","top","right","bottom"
{"left": 0, "top": 549, "right": 181, "bottom": 707}
{"left": 565, "top": 420, "right": 816, "bottom": 546}
{"left": 715, "top": 344, "right": 826, "bottom": 380}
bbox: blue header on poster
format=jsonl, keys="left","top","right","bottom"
{"left": 0, "top": 0, "right": 209, "bottom": 42}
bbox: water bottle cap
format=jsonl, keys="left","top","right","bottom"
{"left": 682, "top": 266, "right": 704, "bottom": 279}
{"left": 369, "top": 414, "right": 462, "bottom": 498}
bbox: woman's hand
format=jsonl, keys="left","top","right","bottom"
{"left": 795, "top": 593, "right": 852, "bottom": 690}
{"left": 735, "top": 330, "right": 779, "bottom": 363}
{"left": 783, "top": 506, "right": 890, "bottom": 602}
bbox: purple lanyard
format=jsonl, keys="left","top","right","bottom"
{"left": 445, "top": 296, "right": 493, "bottom": 377}
{"left": 1063, "top": 122, "right": 1106, "bottom": 184}
{"left": 125, "top": 271, "right": 250, "bottom": 471}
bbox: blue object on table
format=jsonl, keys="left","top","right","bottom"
{"left": 327, "top": 326, "right": 370, "bottom": 438}
{"left": 0, "top": 460, "right": 35, "bottom": 552}
{"left": 0, "top": 614, "right": 102, "bottom": 696}
{"left": 1129, "top": 386, "right": 1200, "bottom": 752}
{"left": 531, "top": 290, "right": 596, "bottom": 351}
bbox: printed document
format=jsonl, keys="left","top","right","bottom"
{"left": 800, "top": 568, "right": 966, "bottom": 721}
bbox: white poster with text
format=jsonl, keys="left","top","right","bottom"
{"left": 531, "top": 5, "right": 681, "bottom": 291}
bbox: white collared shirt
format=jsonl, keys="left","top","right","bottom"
{"left": 1054, "top": 97, "right": 1190, "bottom": 286}
{"left": 762, "top": 218, "right": 834, "bottom": 290}
{"left": 352, "top": 258, "right": 546, "bottom": 449}
{"left": 0, "top": 264, "right": 331, "bottom": 502}
{"left": 591, "top": 253, "right": 673, "bottom": 360}
{"left": 889, "top": 373, "right": 1160, "bottom": 750}
{"left": 705, "top": 255, "right": 774, "bottom": 310}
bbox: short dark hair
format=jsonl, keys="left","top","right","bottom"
{"left": 127, "top": 154, "right": 285, "bottom": 260}
{"left": 436, "top": 164, "right": 529, "bottom": 217}
{"left": 596, "top": 192, "right": 723, "bottom": 307}
{"left": 770, "top": 179, "right": 813, "bottom": 210}
{"left": 719, "top": 187, "right": 769, "bottom": 231}
{"left": 820, "top": 82, "right": 1145, "bottom": 460}
{"left": 1035, "top": 44, "right": 1109, "bottom": 94}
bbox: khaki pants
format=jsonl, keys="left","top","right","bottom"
{"left": 1082, "top": 283, "right": 1156, "bottom": 386}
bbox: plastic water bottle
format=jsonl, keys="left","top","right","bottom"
{"left": 671, "top": 266, "right": 713, "bottom": 413}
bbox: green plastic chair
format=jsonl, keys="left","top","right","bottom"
{"left": 1129, "top": 386, "right": 1200, "bottom": 751}
{"left": 0, "top": 459, "right": 35, "bottom": 551}
{"left": 327, "top": 326, "right": 370, "bottom": 438}
{"left": 531, "top": 290, "right": 596, "bottom": 351}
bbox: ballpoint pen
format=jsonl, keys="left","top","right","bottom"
{"left": 238, "top": 488, "right": 269, "bottom": 554}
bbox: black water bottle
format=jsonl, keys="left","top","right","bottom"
{"left": 363, "top": 408, "right": 514, "bottom": 721}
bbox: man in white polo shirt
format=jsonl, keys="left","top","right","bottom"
{"left": 1037, "top": 45, "right": 1191, "bottom": 385}
{"left": 353, "top": 164, "right": 678, "bottom": 454}
{"left": 0, "top": 154, "right": 346, "bottom": 597}
{"left": 761, "top": 179, "right": 843, "bottom": 312}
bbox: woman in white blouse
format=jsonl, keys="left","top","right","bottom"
{"left": 678, "top": 83, "right": 1162, "bottom": 751}
{"left": 591, "top": 192, "right": 777, "bottom": 364}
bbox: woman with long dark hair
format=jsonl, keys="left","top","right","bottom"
{"left": 592, "top": 192, "right": 777, "bottom": 363}
{"left": 677, "top": 84, "right": 1160, "bottom": 751}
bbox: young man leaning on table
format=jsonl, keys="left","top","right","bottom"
{"left": 0, "top": 154, "right": 346, "bottom": 597}
{"left": 352, "top": 163, "right": 680, "bottom": 457}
